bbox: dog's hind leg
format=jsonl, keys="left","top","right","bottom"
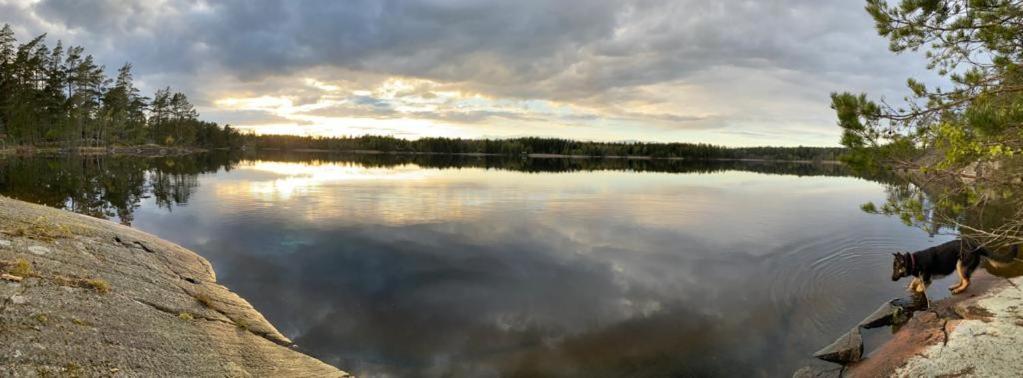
{"left": 950, "top": 260, "right": 970, "bottom": 294}
{"left": 952, "top": 251, "right": 984, "bottom": 294}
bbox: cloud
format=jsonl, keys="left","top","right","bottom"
{"left": 1, "top": 0, "right": 937, "bottom": 145}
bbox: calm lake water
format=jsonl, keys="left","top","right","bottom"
{"left": 0, "top": 153, "right": 958, "bottom": 377}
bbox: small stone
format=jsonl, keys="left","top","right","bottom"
{"left": 813, "top": 327, "right": 863, "bottom": 364}
{"left": 0, "top": 239, "right": 11, "bottom": 248}
{"left": 27, "top": 246, "right": 50, "bottom": 255}
{"left": 10, "top": 295, "right": 28, "bottom": 305}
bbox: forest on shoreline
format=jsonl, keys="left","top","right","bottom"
{"left": 0, "top": 24, "right": 242, "bottom": 149}
{"left": 244, "top": 134, "right": 847, "bottom": 162}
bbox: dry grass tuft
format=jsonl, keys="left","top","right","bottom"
{"left": 8, "top": 258, "right": 33, "bottom": 277}
{"left": 194, "top": 293, "right": 214, "bottom": 308}
{"left": 2, "top": 216, "right": 73, "bottom": 241}
{"left": 33, "top": 313, "right": 49, "bottom": 325}
{"left": 52, "top": 275, "right": 111, "bottom": 294}
{"left": 70, "top": 317, "right": 90, "bottom": 326}
{"left": 84, "top": 278, "right": 110, "bottom": 294}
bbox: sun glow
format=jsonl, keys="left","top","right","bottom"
{"left": 208, "top": 74, "right": 732, "bottom": 143}
{"left": 216, "top": 161, "right": 431, "bottom": 201}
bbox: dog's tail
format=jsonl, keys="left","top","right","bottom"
{"left": 977, "top": 243, "right": 1023, "bottom": 267}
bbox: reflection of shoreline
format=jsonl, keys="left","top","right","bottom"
{"left": 0, "top": 152, "right": 884, "bottom": 227}
{"left": 253, "top": 147, "right": 843, "bottom": 164}
{"left": 244, "top": 150, "right": 862, "bottom": 178}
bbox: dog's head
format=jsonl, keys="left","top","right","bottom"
{"left": 892, "top": 252, "right": 910, "bottom": 281}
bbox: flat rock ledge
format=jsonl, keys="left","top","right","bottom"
{"left": 0, "top": 196, "right": 349, "bottom": 377}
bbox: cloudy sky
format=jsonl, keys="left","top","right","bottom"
{"left": 1, "top": 0, "right": 936, "bottom": 146}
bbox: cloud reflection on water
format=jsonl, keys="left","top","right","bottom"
{"left": 126, "top": 160, "right": 946, "bottom": 376}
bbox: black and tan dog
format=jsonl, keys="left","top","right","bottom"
{"left": 891, "top": 240, "right": 986, "bottom": 295}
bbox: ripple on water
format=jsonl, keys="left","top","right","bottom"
{"left": 767, "top": 235, "right": 902, "bottom": 337}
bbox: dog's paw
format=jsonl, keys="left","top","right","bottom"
{"left": 951, "top": 286, "right": 967, "bottom": 295}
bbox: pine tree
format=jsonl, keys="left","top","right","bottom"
{"left": 832, "top": 0, "right": 1023, "bottom": 171}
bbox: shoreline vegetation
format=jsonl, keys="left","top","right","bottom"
{"left": 0, "top": 142, "right": 844, "bottom": 165}
{"left": 242, "top": 134, "right": 847, "bottom": 162}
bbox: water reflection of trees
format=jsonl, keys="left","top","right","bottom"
{"left": 246, "top": 151, "right": 867, "bottom": 177}
{"left": 0, "top": 151, "right": 890, "bottom": 225}
{"left": 0, "top": 152, "right": 237, "bottom": 225}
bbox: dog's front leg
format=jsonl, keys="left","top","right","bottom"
{"left": 915, "top": 278, "right": 928, "bottom": 293}
{"left": 907, "top": 277, "right": 924, "bottom": 293}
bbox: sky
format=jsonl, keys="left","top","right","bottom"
{"left": 1, "top": 0, "right": 938, "bottom": 146}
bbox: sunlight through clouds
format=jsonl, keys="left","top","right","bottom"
{"left": 2, "top": 0, "right": 934, "bottom": 146}
{"left": 208, "top": 74, "right": 728, "bottom": 141}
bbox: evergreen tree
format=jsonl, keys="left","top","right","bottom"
{"left": 0, "top": 24, "right": 241, "bottom": 150}
{"left": 832, "top": 0, "right": 1023, "bottom": 171}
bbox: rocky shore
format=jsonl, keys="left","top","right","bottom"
{"left": 0, "top": 196, "right": 349, "bottom": 376}
{"left": 800, "top": 270, "right": 1023, "bottom": 377}
{"left": 847, "top": 271, "right": 1023, "bottom": 377}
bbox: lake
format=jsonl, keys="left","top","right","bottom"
{"left": 0, "top": 153, "right": 957, "bottom": 376}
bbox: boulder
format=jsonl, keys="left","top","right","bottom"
{"left": 859, "top": 295, "right": 927, "bottom": 329}
{"left": 813, "top": 327, "right": 863, "bottom": 364}
{"left": 855, "top": 296, "right": 928, "bottom": 326}
{"left": 858, "top": 301, "right": 898, "bottom": 329}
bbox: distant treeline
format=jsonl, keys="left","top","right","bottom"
{"left": 0, "top": 24, "right": 242, "bottom": 149}
{"left": 248, "top": 135, "right": 847, "bottom": 161}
